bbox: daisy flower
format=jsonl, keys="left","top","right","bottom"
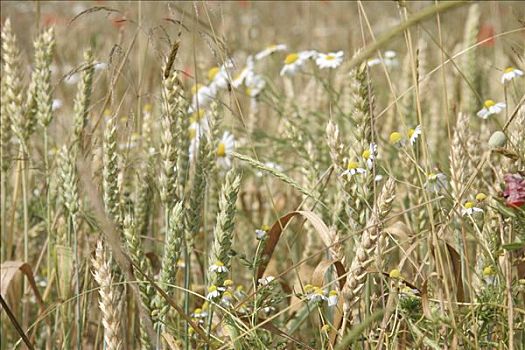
{"left": 192, "top": 308, "right": 208, "bottom": 319}
{"left": 362, "top": 143, "right": 377, "bottom": 169}
{"left": 327, "top": 290, "right": 338, "bottom": 307}
{"left": 315, "top": 51, "right": 344, "bottom": 69}
{"left": 367, "top": 58, "right": 382, "bottom": 67}
{"left": 190, "top": 84, "right": 216, "bottom": 111}
{"left": 52, "top": 98, "right": 63, "bottom": 111}
{"left": 220, "top": 291, "right": 234, "bottom": 307}
{"left": 255, "top": 225, "right": 270, "bottom": 240}
{"left": 408, "top": 125, "right": 422, "bottom": 145}
{"left": 209, "top": 260, "right": 228, "bottom": 274}
{"left": 207, "top": 66, "right": 228, "bottom": 90}
{"left": 245, "top": 74, "right": 266, "bottom": 97}
{"left": 341, "top": 160, "right": 366, "bottom": 177}
{"left": 258, "top": 276, "right": 275, "bottom": 286}
{"left": 501, "top": 66, "right": 523, "bottom": 84}
{"left": 189, "top": 109, "right": 210, "bottom": 132}
{"left": 280, "top": 52, "right": 305, "bottom": 76}
{"left": 299, "top": 50, "right": 318, "bottom": 60}
{"left": 462, "top": 201, "right": 483, "bottom": 216}
{"left": 255, "top": 44, "right": 287, "bottom": 60}
{"left": 232, "top": 55, "right": 254, "bottom": 88}
{"left": 216, "top": 131, "right": 235, "bottom": 169}
{"left": 389, "top": 131, "right": 403, "bottom": 145}
{"left": 383, "top": 50, "right": 398, "bottom": 66}
{"left": 476, "top": 99, "right": 506, "bottom": 119}
{"left": 207, "top": 285, "right": 221, "bottom": 300}
{"left": 307, "top": 287, "right": 327, "bottom": 303}
{"left": 424, "top": 173, "right": 448, "bottom": 193}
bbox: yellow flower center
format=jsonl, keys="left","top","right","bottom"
{"left": 208, "top": 67, "right": 220, "bottom": 81}
{"left": 267, "top": 44, "right": 277, "bottom": 51}
{"left": 504, "top": 67, "right": 515, "bottom": 73}
{"left": 362, "top": 149, "right": 371, "bottom": 159}
{"left": 217, "top": 142, "right": 226, "bottom": 157}
{"left": 143, "top": 103, "right": 152, "bottom": 112}
{"left": 389, "top": 269, "right": 401, "bottom": 279}
{"left": 476, "top": 192, "right": 487, "bottom": 201}
{"left": 261, "top": 224, "right": 271, "bottom": 231}
{"left": 408, "top": 128, "right": 415, "bottom": 138}
{"left": 389, "top": 131, "right": 402, "bottom": 144}
{"left": 104, "top": 109, "right": 112, "bottom": 116}
{"left": 194, "top": 308, "right": 202, "bottom": 314}
{"left": 285, "top": 53, "right": 299, "bottom": 65}
{"left": 464, "top": 201, "right": 474, "bottom": 209}
{"left": 245, "top": 87, "right": 252, "bottom": 96}
{"left": 329, "top": 290, "right": 338, "bottom": 296}
{"left": 190, "top": 110, "right": 206, "bottom": 123}
{"left": 224, "top": 279, "right": 233, "bottom": 286}
{"left": 215, "top": 261, "right": 224, "bottom": 267}
{"left": 208, "top": 285, "right": 217, "bottom": 292}
{"left": 484, "top": 99, "right": 495, "bottom": 108}
{"left": 191, "top": 84, "right": 203, "bottom": 95}
{"left": 427, "top": 173, "right": 436, "bottom": 180}
{"left": 325, "top": 54, "right": 335, "bottom": 61}
{"left": 483, "top": 266, "right": 495, "bottom": 277}
{"left": 347, "top": 161, "right": 359, "bottom": 170}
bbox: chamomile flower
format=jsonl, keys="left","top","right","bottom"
{"left": 362, "top": 143, "right": 377, "bottom": 169}
{"left": 501, "top": 66, "right": 523, "bottom": 84}
{"left": 220, "top": 291, "right": 234, "bottom": 307}
{"left": 424, "top": 173, "right": 448, "bottom": 193}
{"left": 475, "top": 192, "right": 487, "bottom": 202}
{"left": 190, "top": 84, "right": 216, "bottom": 111}
{"left": 476, "top": 99, "right": 506, "bottom": 119}
{"left": 383, "top": 50, "right": 398, "bottom": 66}
{"left": 462, "top": 201, "right": 483, "bottom": 216}
{"left": 216, "top": 131, "right": 235, "bottom": 169}
{"left": 189, "top": 109, "right": 210, "bottom": 131}
{"left": 52, "top": 98, "right": 63, "bottom": 111}
{"left": 341, "top": 160, "right": 366, "bottom": 177}
{"left": 327, "top": 290, "right": 338, "bottom": 307}
{"left": 367, "top": 58, "right": 382, "bottom": 67}
{"left": 255, "top": 44, "right": 287, "bottom": 60}
{"left": 245, "top": 74, "right": 266, "bottom": 97}
{"left": 209, "top": 260, "right": 228, "bottom": 274}
{"left": 258, "top": 276, "right": 275, "bottom": 286}
{"left": 408, "top": 125, "right": 422, "bottom": 145}
{"left": 232, "top": 55, "right": 254, "bottom": 88}
{"left": 482, "top": 265, "right": 496, "bottom": 284}
{"left": 389, "top": 131, "right": 403, "bottom": 145}
{"left": 315, "top": 51, "right": 344, "bottom": 69}
{"left": 207, "top": 285, "right": 221, "bottom": 300}
{"left": 255, "top": 224, "right": 270, "bottom": 240}
{"left": 307, "top": 287, "right": 327, "bottom": 303}
{"left": 299, "top": 50, "right": 318, "bottom": 60}
{"left": 280, "top": 52, "right": 304, "bottom": 76}
{"left": 192, "top": 308, "right": 208, "bottom": 319}
{"left": 207, "top": 66, "right": 228, "bottom": 90}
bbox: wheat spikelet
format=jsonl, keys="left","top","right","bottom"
{"left": 449, "top": 112, "right": 471, "bottom": 201}
{"left": 58, "top": 145, "right": 80, "bottom": 233}
{"left": 1, "top": 19, "right": 27, "bottom": 146}
{"left": 34, "top": 27, "right": 55, "bottom": 128}
{"left": 103, "top": 117, "right": 122, "bottom": 226}
{"left": 208, "top": 169, "right": 241, "bottom": 286}
{"left": 461, "top": 4, "right": 481, "bottom": 116}
{"left": 326, "top": 120, "right": 345, "bottom": 170}
{"left": 92, "top": 241, "right": 122, "bottom": 350}
{"left": 341, "top": 177, "right": 395, "bottom": 325}
{"left": 154, "top": 202, "right": 184, "bottom": 329}
{"left": 159, "top": 66, "right": 183, "bottom": 207}
{"left": 73, "top": 49, "right": 95, "bottom": 145}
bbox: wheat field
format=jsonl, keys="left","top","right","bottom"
{"left": 1, "top": 1, "right": 525, "bottom": 349}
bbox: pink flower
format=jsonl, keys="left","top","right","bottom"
{"left": 503, "top": 174, "right": 525, "bottom": 208}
